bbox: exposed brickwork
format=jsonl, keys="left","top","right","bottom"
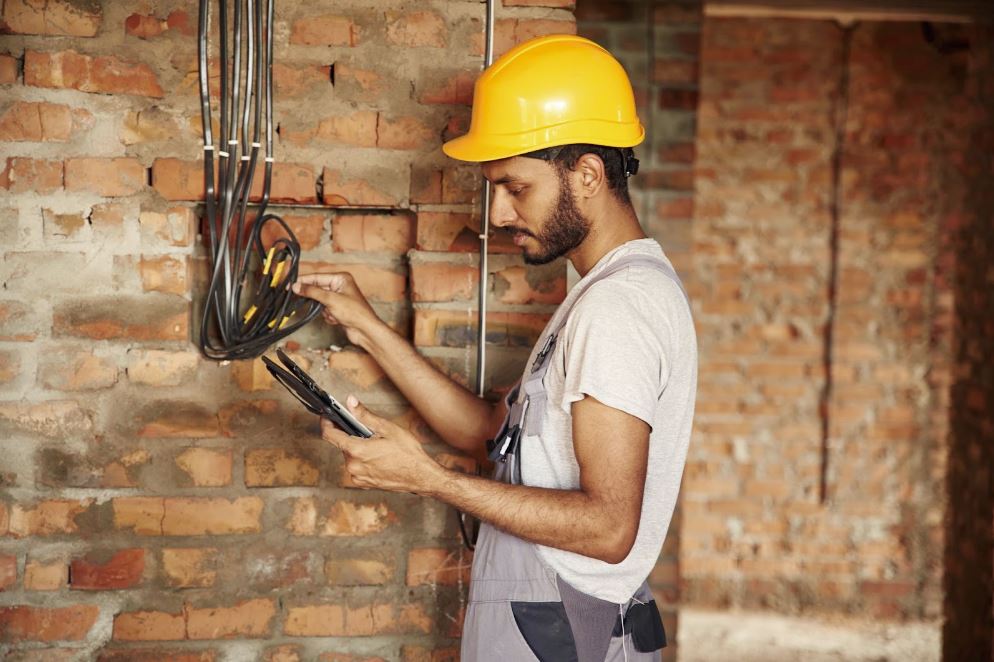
{"left": 0, "top": 0, "right": 574, "bottom": 658}
{"left": 689, "top": 16, "right": 990, "bottom": 628}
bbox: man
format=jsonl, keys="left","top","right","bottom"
{"left": 293, "top": 35, "right": 697, "bottom": 662}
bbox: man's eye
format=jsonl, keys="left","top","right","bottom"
{"left": 508, "top": 187, "right": 524, "bottom": 197}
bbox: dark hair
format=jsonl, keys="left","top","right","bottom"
{"left": 523, "top": 144, "right": 637, "bottom": 205}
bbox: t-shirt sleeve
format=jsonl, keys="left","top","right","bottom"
{"left": 558, "top": 281, "right": 668, "bottom": 428}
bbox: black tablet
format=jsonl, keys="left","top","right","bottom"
{"left": 262, "top": 349, "right": 374, "bottom": 438}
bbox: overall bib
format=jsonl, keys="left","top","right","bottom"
{"left": 461, "top": 255, "right": 689, "bottom": 662}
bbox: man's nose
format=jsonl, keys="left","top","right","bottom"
{"left": 489, "top": 189, "right": 517, "bottom": 228}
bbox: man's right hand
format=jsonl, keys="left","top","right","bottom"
{"left": 292, "top": 272, "right": 381, "bottom": 348}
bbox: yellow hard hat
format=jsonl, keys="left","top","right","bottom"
{"left": 443, "top": 34, "right": 645, "bottom": 163}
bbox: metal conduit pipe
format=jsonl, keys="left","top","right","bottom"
{"left": 475, "top": 0, "right": 496, "bottom": 397}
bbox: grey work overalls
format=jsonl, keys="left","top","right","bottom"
{"left": 461, "top": 254, "right": 688, "bottom": 662}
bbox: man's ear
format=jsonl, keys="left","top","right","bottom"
{"left": 574, "top": 153, "right": 606, "bottom": 199}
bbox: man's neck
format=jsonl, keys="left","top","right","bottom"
{"left": 567, "top": 201, "right": 646, "bottom": 277}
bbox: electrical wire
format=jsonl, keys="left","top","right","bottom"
{"left": 197, "top": 0, "right": 322, "bottom": 360}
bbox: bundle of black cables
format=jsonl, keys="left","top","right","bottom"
{"left": 196, "top": 0, "right": 322, "bottom": 360}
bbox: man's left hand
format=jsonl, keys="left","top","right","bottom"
{"left": 321, "top": 396, "right": 443, "bottom": 495}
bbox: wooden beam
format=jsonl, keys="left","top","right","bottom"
{"left": 705, "top": 0, "right": 987, "bottom": 23}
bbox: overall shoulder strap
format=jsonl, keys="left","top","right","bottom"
{"left": 548, "top": 254, "right": 688, "bottom": 340}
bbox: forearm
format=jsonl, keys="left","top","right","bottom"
{"left": 424, "top": 464, "right": 635, "bottom": 564}
{"left": 358, "top": 320, "right": 499, "bottom": 458}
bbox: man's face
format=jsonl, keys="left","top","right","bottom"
{"left": 482, "top": 157, "right": 590, "bottom": 265}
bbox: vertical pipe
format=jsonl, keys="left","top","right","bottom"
{"left": 475, "top": 0, "right": 495, "bottom": 398}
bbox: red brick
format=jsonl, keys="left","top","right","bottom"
{"left": 42, "top": 206, "right": 87, "bottom": 240}
{"left": 322, "top": 167, "right": 401, "bottom": 207}
{"left": 65, "top": 157, "right": 145, "bottom": 196}
{"left": 286, "top": 498, "right": 397, "bottom": 537}
{"left": 265, "top": 645, "right": 302, "bottom": 662}
{"left": 410, "top": 262, "right": 478, "bottom": 302}
{"left": 300, "top": 262, "right": 406, "bottom": 302}
{"left": 7, "top": 499, "right": 92, "bottom": 537}
{"left": 273, "top": 63, "right": 330, "bottom": 97}
{"left": 260, "top": 213, "right": 326, "bottom": 251}
{"left": 139, "top": 207, "right": 196, "bottom": 247}
{"left": 417, "top": 70, "right": 475, "bottom": 105}
{"left": 653, "top": 58, "right": 699, "bottom": 85}
{"left": 414, "top": 310, "right": 548, "bottom": 348}
{"left": 284, "top": 110, "right": 377, "bottom": 147}
{"left": 0, "top": 349, "right": 20, "bottom": 385}
{"left": 123, "top": 107, "right": 181, "bottom": 144}
{"left": 401, "top": 645, "right": 460, "bottom": 662}
{"left": 161, "top": 497, "right": 263, "bottom": 536}
{"left": 327, "top": 350, "right": 386, "bottom": 390}
{"left": 0, "top": 554, "right": 15, "bottom": 590}
{"left": 245, "top": 448, "right": 319, "bottom": 487}
{"left": 53, "top": 296, "right": 188, "bottom": 341}
{"left": 127, "top": 349, "right": 199, "bottom": 386}
{"left": 24, "top": 559, "right": 66, "bottom": 590}
{"left": 325, "top": 558, "right": 393, "bottom": 586}
{"left": 0, "top": 401, "right": 92, "bottom": 439}
{"left": 162, "top": 548, "right": 217, "bottom": 588}
{"left": 332, "top": 214, "right": 414, "bottom": 253}
{"left": 476, "top": 18, "right": 577, "bottom": 58}
{"left": 0, "top": 157, "right": 63, "bottom": 194}
{"left": 406, "top": 548, "right": 471, "bottom": 586}
{"left": 69, "top": 549, "right": 144, "bottom": 590}
{"left": 494, "top": 264, "right": 567, "bottom": 305}
{"left": 0, "top": 101, "right": 76, "bottom": 142}
{"left": 140, "top": 255, "right": 189, "bottom": 295}
{"left": 2, "top": 0, "right": 101, "bottom": 36}
{"left": 377, "top": 115, "right": 436, "bottom": 151}
{"left": 186, "top": 599, "right": 276, "bottom": 639}
{"left": 175, "top": 448, "right": 232, "bottom": 487}
{"left": 230, "top": 358, "right": 274, "bottom": 392}
{"left": 125, "top": 13, "right": 165, "bottom": 38}
{"left": 113, "top": 497, "right": 164, "bottom": 535}
{"left": 24, "top": 50, "right": 163, "bottom": 97}
{"left": 290, "top": 15, "right": 357, "bottom": 46}
{"left": 285, "top": 602, "right": 430, "bottom": 637}
{"left": 385, "top": 11, "right": 446, "bottom": 48}
{"left": 0, "top": 54, "right": 17, "bottom": 84}
{"left": 0, "top": 605, "right": 99, "bottom": 642}
{"left": 410, "top": 167, "right": 442, "bottom": 204}
{"left": 138, "top": 403, "right": 219, "bottom": 438}
{"left": 415, "top": 211, "right": 475, "bottom": 252}
{"left": 151, "top": 158, "right": 202, "bottom": 200}
{"left": 113, "top": 609, "right": 185, "bottom": 641}
{"left": 38, "top": 349, "right": 118, "bottom": 391}
{"left": 442, "top": 167, "right": 479, "bottom": 204}
{"left": 249, "top": 162, "right": 317, "bottom": 204}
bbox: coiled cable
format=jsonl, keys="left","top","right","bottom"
{"left": 197, "top": 0, "right": 322, "bottom": 360}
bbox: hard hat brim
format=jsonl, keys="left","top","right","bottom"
{"left": 443, "top": 121, "right": 646, "bottom": 164}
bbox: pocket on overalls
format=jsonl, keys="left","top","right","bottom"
{"left": 521, "top": 371, "right": 548, "bottom": 436}
{"left": 611, "top": 600, "right": 667, "bottom": 653}
{"left": 510, "top": 601, "right": 579, "bottom": 662}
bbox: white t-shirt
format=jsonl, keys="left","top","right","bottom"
{"left": 519, "top": 238, "right": 698, "bottom": 604}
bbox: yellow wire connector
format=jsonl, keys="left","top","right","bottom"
{"left": 270, "top": 260, "right": 287, "bottom": 287}
{"left": 262, "top": 247, "right": 276, "bottom": 275}
{"left": 242, "top": 305, "right": 258, "bottom": 323}
{"left": 267, "top": 313, "right": 293, "bottom": 330}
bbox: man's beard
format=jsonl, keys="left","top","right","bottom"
{"left": 521, "top": 173, "right": 590, "bottom": 265}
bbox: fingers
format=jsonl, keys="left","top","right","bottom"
{"left": 292, "top": 282, "right": 344, "bottom": 308}
{"left": 294, "top": 272, "right": 351, "bottom": 292}
{"left": 321, "top": 417, "right": 357, "bottom": 453}
{"left": 345, "top": 395, "right": 398, "bottom": 437}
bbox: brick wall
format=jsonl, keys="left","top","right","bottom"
{"left": 0, "top": 0, "right": 575, "bottom": 659}
{"left": 688, "top": 16, "right": 989, "bottom": 622}
{"left": 575, "top": 2, "right": 701, "bottom": 659}
{"left": 943, "top": 25, "right": 994, "bottom": 662}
